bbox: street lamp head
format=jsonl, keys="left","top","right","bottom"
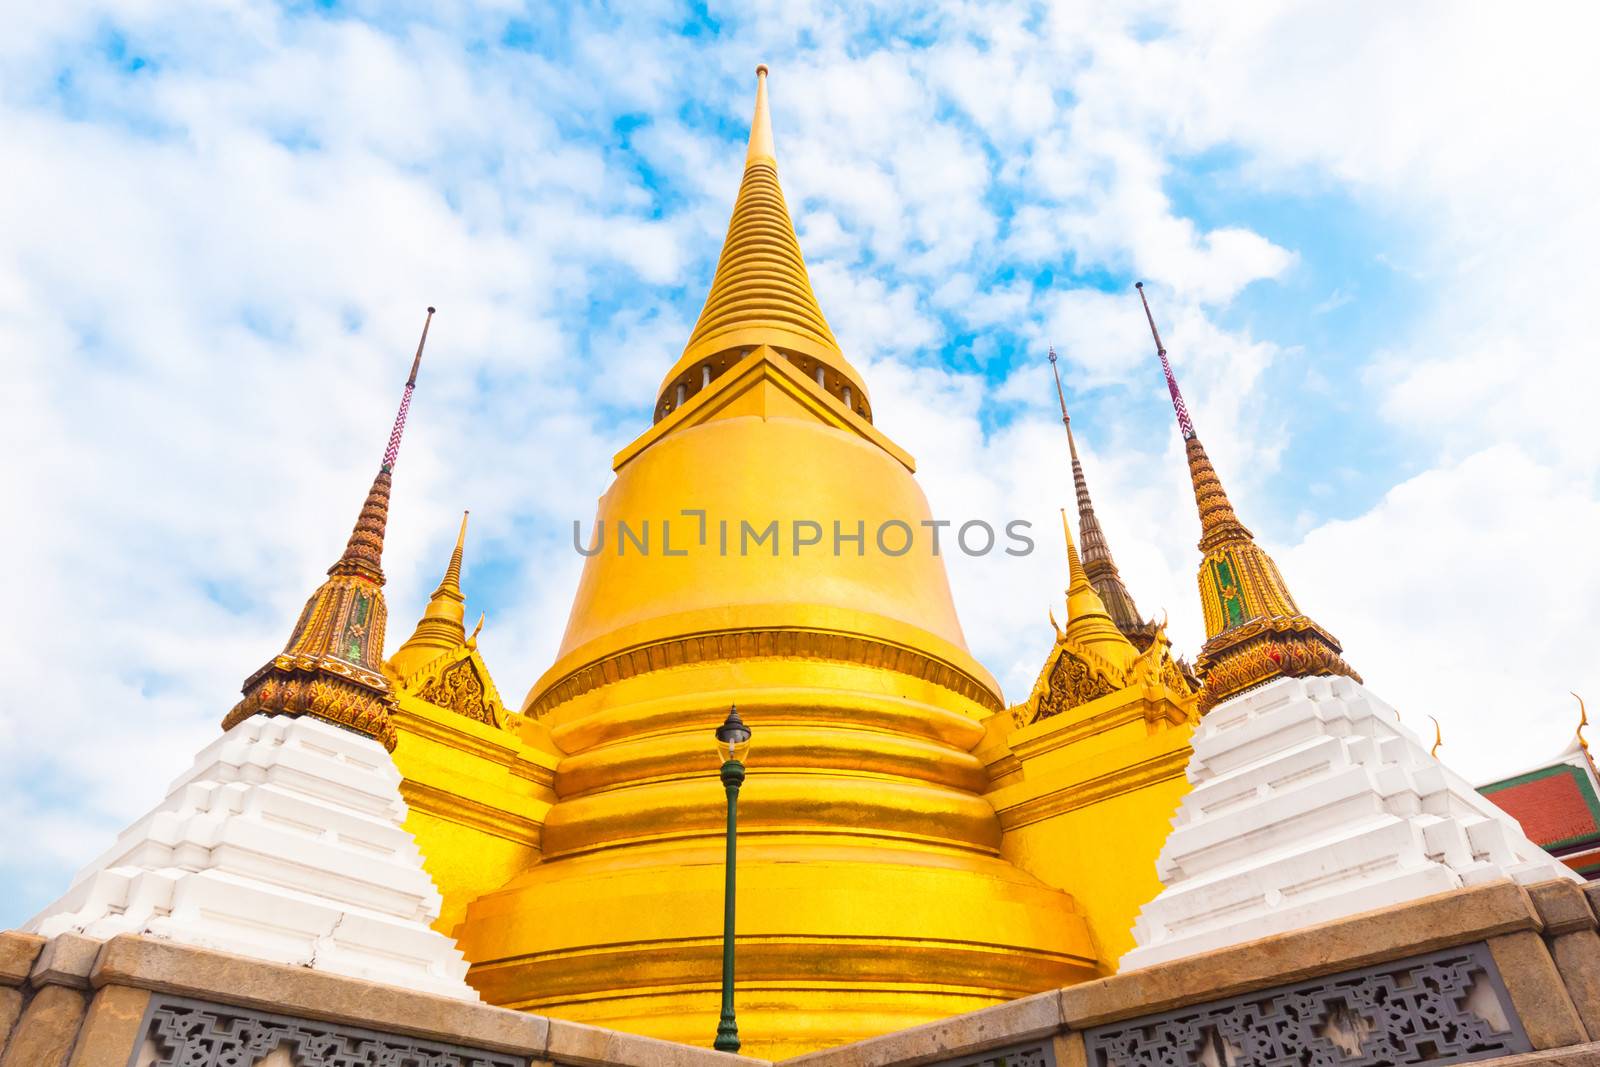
{"left": 715, "top": 705, "right": 752, "bottom": 764}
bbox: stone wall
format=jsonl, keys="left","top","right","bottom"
{"left": 6, "top": 879, "right": 1600, "bottom": 1067}
{"left": 0, "top": 929, "right": 766, "bottom": 1067}
{"left": 782, "top": 880, "right": 1600, "bottom": 1067}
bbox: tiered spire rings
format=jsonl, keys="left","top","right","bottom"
{"left": 222, "top": 308, "right": 436, "bottom": 750}
{"left": 1136, "top": 283, "right": 1358, "bottom": 713}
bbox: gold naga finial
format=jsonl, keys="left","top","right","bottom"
{"left": 1136, "top": 282, "right": 1359, "bottom": 714}
{"left": 468, "top": 612, "right": 486, "bottom": 649}
{"left": 1428, "top": 715, "right": 1443, "bottom": 759}
{"left": 1574, "top": 692, "right": 1590, "bottom": 753}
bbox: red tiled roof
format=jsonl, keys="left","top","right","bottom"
{"left": 1482, "top": 766, "right": 1600, "bottom": 849}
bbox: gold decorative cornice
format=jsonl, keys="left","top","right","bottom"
{"left": 994, "top": 745, "right": 1193, "bottom": 832}
{"left": 526, "top": 626, "right": 1006, "bottom": 720}
{"left": 1195, "top": 618, "right": 1360, "bottom": 715}
{"left": 399, "top": 779, "right": 542, "bottom": 847}
{"left": 1137, "top": 282, "right": 1359, "bottom": 712}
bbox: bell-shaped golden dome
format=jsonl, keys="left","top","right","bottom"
{"left": 456, "top": 70, "right": 1096, "bottom": 1059}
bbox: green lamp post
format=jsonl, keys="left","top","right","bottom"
{"left": 713, "top": 705, "right": 752, "bottom": 1053}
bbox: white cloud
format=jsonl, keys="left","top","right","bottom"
{"left": 5, "top": 1, "right": 1599, "bottom": 931}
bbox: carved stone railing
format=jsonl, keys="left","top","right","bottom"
{"left": 132, "top": 994, "right": 528, "bottom": 1067}
{"left": 1082, "top": 944, "right": 1531, "bottom": 1067}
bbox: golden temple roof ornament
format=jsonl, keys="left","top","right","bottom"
{"left": 1059, "top": 509, "right": 1139, "bottom": 677}
{"left": 1429, "top": 715, "right": 1444, "bottom": 758}
{"left": 1014, "top": 510, "right": 1194, "bottom": 727}
{"left": 1136, "top": 283, "right": 1358, "bottom": 714}
{"left": 655, "top": 65, "right": 871, "bottom": 422}
{"left": 1048, "top": 346, "right": 1157, "bottom": 649}
{"left": 222, "top": 307, "right": 437, "bottom": 750}
{"left": 390, "top": 510, "right": 470, "bottom": 677}
{"left": 1574, "top": 692, "right": 1591, "bottom": 755}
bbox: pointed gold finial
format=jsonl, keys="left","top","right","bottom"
{"left": 388, "top": 511, "right": 473, "bottom": 677}
{"left": 1058, "top": 508, "right": 1137, "bottom": 674}
{"left": 1429, "top": 715, "right": 1443, "bottom": 759}
{"left": 1061, "top": 508, "right": 1091, "bottom": 596}
{"left": 1574, "top": 692, "right": 1590, "bottom": 754}
{"left": 659, "top": 65, "right": 871, "bottom": 424}
{"left": 441, "top": 510, "right": 469, "bottom": 592}
{"left": 748, "top": 64, "right": 775, "bottom": 166}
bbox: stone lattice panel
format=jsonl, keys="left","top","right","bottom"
{"left": 929, "top": 1041, "right": 1057, "bottom": 1067}
{"left": 1085, "top": 944, "right": 1530, "bottom": 1067}
{"left": 131, "top": 994, "right": 527, "bottom": 1067}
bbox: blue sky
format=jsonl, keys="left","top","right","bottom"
{"left": 4, "top": 2, "right": 1600, "bottom": 928}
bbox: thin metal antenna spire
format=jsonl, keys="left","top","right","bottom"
{"left": 1048, "top": 346, "right": 1073, "bottom": 434}
{"left": 1136, "top": 283, "right": 1194, "bottom": 441}
{"left": 383, "top": 306, "right": 435, "bottom": 472}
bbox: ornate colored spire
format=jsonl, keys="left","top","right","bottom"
{"left": 1048, "top": 346, "right": 1152, "bottom": 646}
{"left": 222, "top": 307, "right": 437, "bottom": 750}
{"left": 1136, "top": 283, "right": 1358, "bottom": 714}
{"left": 389, "top": 510, "right": 471, "bottom": 678}
{"left": 330, "top": 306, "right": 433, "bottom": 583}
{"left": 656, "top": 66, "right": 870, "bottom": 421}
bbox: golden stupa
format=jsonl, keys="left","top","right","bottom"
{"left": 380, "top": 69, "right": 1199, "bottom": 1058}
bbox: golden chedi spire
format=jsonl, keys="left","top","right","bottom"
{"left": 1060, "top": 509, "right": 1139, "bottom": 676}
{"left": 1016, "top": 511, "right": 1194, "bottom": 728}
{"left": 389, "top": 510, "right": 470, "bottom": 678}
{"left": 1136, "top": 283, "right": 1358, "bottom": 714}
{"left": 222, "top": 307, "right": 436, "bottom": 750}
{"left": 1048, "top": 346, "right": 1155, "bottom": 648}
{"left": 655, "top": 64, "right": 871, "bottom": 423}
{"left": 460, "top": 71, "right": 1096, "bottom": 1056}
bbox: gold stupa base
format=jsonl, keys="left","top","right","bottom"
{"left": 459, "top": 837, "right": 1099, "bottom": 1059}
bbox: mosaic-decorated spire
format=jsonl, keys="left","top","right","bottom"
{"left": 222, "top": 308, "right": 437, "bottom": 750}
{"left": 1136, "top": 283, "right": 1358, "bottom": 714}
{"left": 1048, "top": 346, "right": 1153, "bottom": 646}
{"left": 330, "top": 307, "right": 433, "bottom": 583}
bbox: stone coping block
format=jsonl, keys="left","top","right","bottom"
{"left": 91, "top": 933, "right": 544, "bottom": 1055}
{"left": 1062, "top": 879, "right": 1541, "bottom": 1028}
{"left": 74, "top": 933, "right": 772, "bottom": 1066}
{"left": 778, "top": 990, "right": 1061, "bottom": 1067}
{"left": 1472, "top": 1039, "right": 1600, "bottom": 1066}
{"left": 30, "top": 933, "right": 102, "bottom": 990}
{"left": 0, "top": 932, "right": 45, "bottom": 986}
{"left": 547, "top": 1016, "right": 770, "bottom": 1067}
{"left": 1532, "top": 881, "right": 1600, "bottom": 936}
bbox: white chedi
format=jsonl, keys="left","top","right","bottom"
{"left": 1123, "top": 674, "right": 1577, "bottom": 971}
{"left": 27, "top": 713, "right": 474, "bottom": 999}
